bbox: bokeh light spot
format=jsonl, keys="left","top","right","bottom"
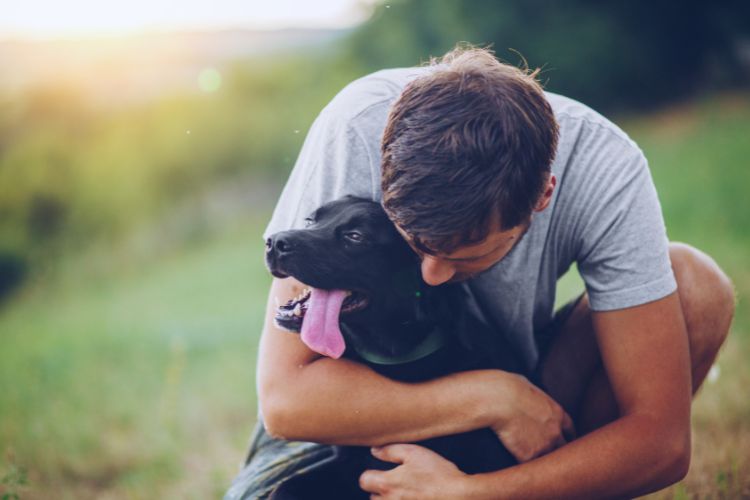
{"left": 198, "top": 68, "right": 222, "bottom": 93}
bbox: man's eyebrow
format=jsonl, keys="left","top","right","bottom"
{"left": 401, "top": 230, "right": 514, "bottom": 262}
{"left": 441, "top": 242, "right": 506, "bottom": 262}
{"left": 442, "top": 235, "right": 522, "bottom": 262}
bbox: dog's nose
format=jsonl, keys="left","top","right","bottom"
{"left": 267, "top": 234, "right": 294, "bottom": 256}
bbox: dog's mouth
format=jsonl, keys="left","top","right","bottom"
{"left": 274, "top": 286, "right": 369, "bottom": 359}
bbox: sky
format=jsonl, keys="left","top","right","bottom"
{"left": 1, "top": 0, "right": 374, "bottom": 39}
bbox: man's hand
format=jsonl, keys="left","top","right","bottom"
{"left": 359, "top": 445, "right": 469, "bottom": 499}
{"left": 493, "top": 374, "right": 576, "bottom": 462}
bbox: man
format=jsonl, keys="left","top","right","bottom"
{"left": 225, "top": 47, "right": 734, "bottom": 499}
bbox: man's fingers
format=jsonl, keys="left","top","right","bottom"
{"left": 561, "top": 410, "right": 577, "bottom": 441}
{"left": 359, "top": 469, "right": 386, "bottom": 494}
{"left": 370, "top": 443, "right": 419, "bottom": 464}
{"left": 554, "top": 433, "right": 568, "bottom": 450}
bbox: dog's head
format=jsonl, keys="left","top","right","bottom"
{"left": 265, "top": 196, "right": 427, "bottom": 358}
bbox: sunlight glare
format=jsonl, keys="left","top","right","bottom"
{"left": 198, "top": 68, "right": 222, "bottom": 93}
{"left": 2, "top": 0, "right": 372, "bottom": 38}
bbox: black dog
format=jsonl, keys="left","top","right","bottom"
{"left": 264, "top": 196, "right": 525, "bottom": 499}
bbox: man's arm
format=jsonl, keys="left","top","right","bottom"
{"left": 258, "top": 277, "right": 572, "bottom": 453}
{"left": 448, "top": 291, "right": 692, "bottom": 499}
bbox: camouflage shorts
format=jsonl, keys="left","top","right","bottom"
{"left": 223, "top": 419, "right": 338, "bottom": 500}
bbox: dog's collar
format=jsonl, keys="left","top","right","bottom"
{"left": 353, "top": 325, "right": 447, "bottom": 365}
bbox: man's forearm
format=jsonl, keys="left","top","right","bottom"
{"left": 459, "top": 292, "right": 693, "bottom": 499}
{"left": 462, "top": 413, "right": 690, "bottom": 499}
{"left": 260, "top": 355, "right": 510, "bottom": 447}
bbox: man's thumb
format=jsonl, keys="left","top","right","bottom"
{"left": 371, "top": 443, "right": 416, "bottom": 464}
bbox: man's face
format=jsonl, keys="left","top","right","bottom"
{"left": 389, "top": 174, "right": 556, "bottom": 285}
{"left": 393, "top": 221, "right": 530, "bottom": 286}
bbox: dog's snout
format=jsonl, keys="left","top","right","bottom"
{"left": 268, "top": 234, "right": 294, "bottom": 256}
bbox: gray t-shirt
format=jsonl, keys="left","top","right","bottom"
{"left": 263, "top": 67, "right": 676, "bottom": 371}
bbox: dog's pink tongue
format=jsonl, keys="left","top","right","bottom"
{"left": 300, "top": 288, "right": 347, "bottom": 359}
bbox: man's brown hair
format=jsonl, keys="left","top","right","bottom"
{"left": 381, "top": 45, "right": 559, "bottom": 255}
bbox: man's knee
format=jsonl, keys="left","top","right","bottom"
{"left": 669, "top": 242, "right": 735, "bottom": 373}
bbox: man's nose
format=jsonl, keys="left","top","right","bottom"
{"left": 420, "top": 255, "right": 456, "bottom": 286}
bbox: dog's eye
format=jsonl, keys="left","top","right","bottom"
{"left": 304, "top": 217, "right": 315, "bottom": 227}
{"left": 344, "top": 231, "right": 363, "bottom": 242}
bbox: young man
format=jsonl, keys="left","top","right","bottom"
{"left": 225, "top": 47, "right": 734, "bottom": 499}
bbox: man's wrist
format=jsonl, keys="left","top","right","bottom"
{"left": 455, "top": 470, "right": 511, "bottom": 500}
{"left": 473, "top": 370, "right": 519, "bottom": 428}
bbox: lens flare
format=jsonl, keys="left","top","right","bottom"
{"left": 198, "top": 68, "right": 221, "bottom": 93}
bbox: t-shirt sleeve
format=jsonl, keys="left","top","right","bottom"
{"left": 576, "top": 149, "right": 677, "bottom": 311}
{"left": 262, "top": 107, "right": 379, "bottom": 241}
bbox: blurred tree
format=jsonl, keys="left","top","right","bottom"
{"left": 0, "top": 251, "right": 26, "bottom": 301}
{"left": 346, "top": 0, "right": 750, "bottom": 111}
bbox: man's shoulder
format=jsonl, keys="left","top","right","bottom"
{"left": 546, "top": 92, "right": 641, "bottom": 157}
{"left": 321, "top": 67, "right": 429, "bottom": 126}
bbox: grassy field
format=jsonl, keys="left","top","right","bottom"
{"left": 631, "top": 93, "right": 750, "bottom": 499}
{"left": 1, "top": 92, "right": 749, "bottom": 498}
{"left": 0, "top": 218, "right": 272, "bottom": 498}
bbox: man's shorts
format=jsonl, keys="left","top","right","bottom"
{"left": 223, "top": 294, "right": 585, "bottom": 500}
{"left": 223, "top": 419, "right": 336, "bottom": 499}
{"left": 534, "top": 293, "right": 586, "bottom": 381}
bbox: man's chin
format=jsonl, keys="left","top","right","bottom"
{"left": 447, "top": 273, "right": 477, "bottom": 284}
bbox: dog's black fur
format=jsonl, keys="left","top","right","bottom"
{"left": 264, "top": 196, "right": 526, "bottom": 499}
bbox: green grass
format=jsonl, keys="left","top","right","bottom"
{"left": 0, "top": 221, "right": 271, "bottom": 498}
{"left": 1, "top": 92, "right": 749, "bottom": 498}
{"left": 623, "top": 93, "right": 750, "bottom": 499}
{"left": 629, "top": 93, "right": 750, "bottom": 351}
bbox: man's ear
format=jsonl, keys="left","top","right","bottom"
{"left": 534, "top": 174, "right": 557, "bottom": 212}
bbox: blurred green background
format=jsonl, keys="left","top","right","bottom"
{"left": 1, "top": 1, "right": 749, "bottom": 498}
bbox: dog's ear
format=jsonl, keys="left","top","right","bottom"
{"left": 419, "top": 284, "right": 501, "bottom": 358}
{"left": 418, "top": 284, "right": 464, "bottom": 327}
{"left": 434, "top": 285, "right": 524, "bottom": 371}
{"left": 442, "top": 286, "right": 476, "bottom": 353}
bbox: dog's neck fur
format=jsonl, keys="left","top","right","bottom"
{"left": 340, "top": 283, "right": 460, "bottom": 365}
{"left": 341, "top": 318, "right": 446, "bottom": 365}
